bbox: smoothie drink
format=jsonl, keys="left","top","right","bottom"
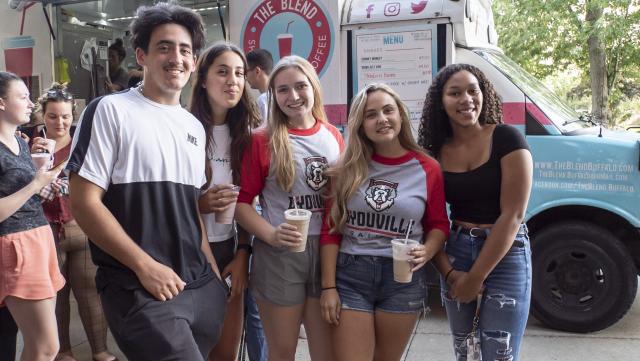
{"left": 391, "top": 239, "right": 419, "bottom": 283}
{"left": 284, "top": 209, "right": 311, "bottom": 252}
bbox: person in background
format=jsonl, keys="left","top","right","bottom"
{"left": 245, "top": 48, "right": 273, "bottom": 124}
{"left": 189, "top": 42, "right": 261, "bottom": 361}
{"left": 235, "top": 55, "right": 344, "bottom": 361}
{"left": 127, "top": 66, "right": 143, "bottom": 89}
{"left": 243, "top": 47, "right": 274, "bottom": 361}
{"left": 66, "top": 3, "right": 226, "bottom": 360}
{"left": 320, "top": 83, "right": 449, "bottom": 361}
{"left": 418, "top": 63, "right": 533, "bottom": 361}
{"left": 0, "top": 71, "right": 66, "bottom": 361}
{"left": 106, "top": 39, "right": 130, "bottom": 93}
{"left": 30, "top": 83, "right": 117, "bottom": 361}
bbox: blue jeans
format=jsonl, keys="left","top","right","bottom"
{"left": 441, "top": 226, "right": 532, "bottom": 361}
{"left": 336, "top": 253, "right": 427, "bottom": 313}
{"left": 244, "top": 251, "right": 268, "bottom": 361}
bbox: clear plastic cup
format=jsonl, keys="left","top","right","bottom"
{"left": 391, "top": 239, "right": 419, "bottom": 283}
{"left": 31, "top": 153, "right": 52, "bottom": 170}
{"left": 215, "top": 185, "right": 241, "bottom": 224}
{"left": 42, "top": 139, "right": 56, "bottom": 154}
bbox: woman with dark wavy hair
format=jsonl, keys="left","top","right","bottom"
{"left": 189, "top": 42, "right": 261, "bottom": 361}
{"left": 418, "top": 63, "right": 533, "bottom": 361}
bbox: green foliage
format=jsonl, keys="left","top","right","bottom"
{"left": 493, "top": 0, "right": 640, "bottom": 125}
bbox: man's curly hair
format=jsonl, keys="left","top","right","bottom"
{"left": 417, "top": 63, "right": 502, "bottom": 157}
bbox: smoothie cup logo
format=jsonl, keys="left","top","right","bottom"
{"left": 2, "top": 36, "right": 35, "bottom": 77}
{"left": 278, "top": 21, "right": 295, "bottom": 58}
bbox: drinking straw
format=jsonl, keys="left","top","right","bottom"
{"left": 293, "top": 195, "right": 300, "bottom": 215}
{"left": 41, "top": 130, "right": 49, "bottom": 154}
{"left": 404, "top": 219, "right": 414, "bottom": 245}
{"left": 286, "top": 21, "right": 294, "bottom": 33}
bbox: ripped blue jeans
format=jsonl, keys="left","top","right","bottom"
{"left": 441, "top": 226, "right": 532, "bottom": 361}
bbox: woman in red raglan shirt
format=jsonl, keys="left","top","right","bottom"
{"left": 319, "top": 83, "right": 449, "bottom": 361}
{"left": 235, "top": 55, "right": 344, "bottom": 361}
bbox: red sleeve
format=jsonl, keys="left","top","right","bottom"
{"left": 325, "top": 123, "right": 345, "bottom": 152}
{"left": 319, "top": 188, "right": 342, "bottom": 246}
{"left": 417, "top": 153, "right": 450, "bottom": 237}
{"left": 238, "top": 130, "right": 271, "bottom": 204}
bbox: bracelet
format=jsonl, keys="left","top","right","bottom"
{"left": 321, "top": 286, "right": 337, "bottom": 291}
{"left": 444, "top": 268, "right": 454, "bottom": 282}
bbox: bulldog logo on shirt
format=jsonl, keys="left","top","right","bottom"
{"left": 304, "top": 156, "right": 328, "bottom": 191}
{"left": 365, "top": 178, "right": 398, "bottom": 212}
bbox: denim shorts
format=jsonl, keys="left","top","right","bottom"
{"left": 440, "top": 224, "right": 531, "bottom": 361}
{"left": 336, "top": 252, "right": 427, "bottom": 314}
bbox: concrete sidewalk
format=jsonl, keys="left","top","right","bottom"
{"left": 18, "top": 282, "right": 640, "bottom": 360}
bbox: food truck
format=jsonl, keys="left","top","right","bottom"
{"left": 230, "top": 0, "right": 640, "bottom": 332}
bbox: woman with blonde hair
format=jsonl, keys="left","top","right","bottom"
{"left": 235, "top": 55, "right": 344, "bottom": 361}
{"left": 319, "top": 83, "right": 449, "bottom": 360}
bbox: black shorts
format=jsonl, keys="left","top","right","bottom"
{"left": 100, "top": 278, "right": 227, "bottom": 361}
{"left": 209, "top": 237, "right": 236, "bottom": 271}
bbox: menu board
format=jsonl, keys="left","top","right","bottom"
{"left": 353, "top": 25, "right": 438, "bottom": 136}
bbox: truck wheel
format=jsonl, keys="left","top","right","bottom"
{"left": 530, "top": 221, "right": 637, "bottom": 332}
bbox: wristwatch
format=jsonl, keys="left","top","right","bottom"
{"left": 237, "top": 243, "right": 253, "bottom": 255}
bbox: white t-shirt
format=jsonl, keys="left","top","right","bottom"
{"left": 66, "top": 88, "right": 212, "bottom": 289}
{"left": 256, "top": 92, "right": 269, "bottom": 126}
{"left": 202, "top": 124, "right": 235, "bottom": 242}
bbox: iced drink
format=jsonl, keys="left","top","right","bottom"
{"left": 215, "top": 185, "right": 241, "bottom": 224}
{"left": 42, "top": 139, "right": 56, "bottom": 154}
{"left": 284, "top": 209, "right": 311, "bottom": 252}
{"left": 391, "top": 239, "right": 419, "bottom": 283}
{"left": 277, "top": 33, "right": 293, "bottom": 58}
{"left": 31, "top": 153, "right": 52, "bottom": 170}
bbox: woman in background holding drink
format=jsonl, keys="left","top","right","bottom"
{"left": 319, "top": 83, "right": 449, "bottom": 361}
{"left": 30, "top": 83, "right": 117, "bottom": 361}
{"left": 235, "top": 55, "right": 343, "bottom": 361}
{"left": 189, "top": 42, "right": 261, "bottom": 361}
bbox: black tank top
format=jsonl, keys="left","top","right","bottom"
{"left": 444, "top": 124, "right": 530, "bottom": 224}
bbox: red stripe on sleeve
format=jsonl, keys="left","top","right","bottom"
{"left": 325, "top": 123, "right": 345, "bottom": 152}
{"left": 319, "top": 186, "right": 342, "bottom": 246}
{"left": 416, "top": 153, "right": 450, "bottom": 237}
{"left": 238, "top": 130, "right": 270, "bottom": 204}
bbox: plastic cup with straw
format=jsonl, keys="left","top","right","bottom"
{"left": 31, "top": 130, "right": 55, "bottom": 170}
{"left": 392, "top": 219, "right": 418, "bottom": 283}
{"left": 277, "top": 21, "right": 295, "bottom": 57}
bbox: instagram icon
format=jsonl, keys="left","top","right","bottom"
{"left": 384, "top": 2, "right": 401, "bottom": 16}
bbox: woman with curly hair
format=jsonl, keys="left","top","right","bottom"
{"left": 418, "top": 64, "right": 533, "bottom": 361}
